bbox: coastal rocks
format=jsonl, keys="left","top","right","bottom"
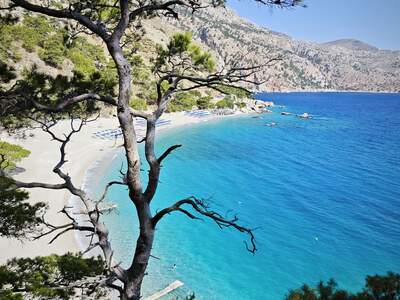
{"left": 240, "top": 98, "right": 275, "bottom": 113}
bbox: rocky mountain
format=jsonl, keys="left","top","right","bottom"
{"left": 321, "top": 39, "right": 379, "bottom": 52}
{"left": 3, "top": 6, "right": 399, "bottom": 93}
{"left": 145, "top": 7, "right": 400, "bottom": 92}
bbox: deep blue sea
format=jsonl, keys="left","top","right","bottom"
{"left": 97, "top": 92, "right": 400, "bottom": 299}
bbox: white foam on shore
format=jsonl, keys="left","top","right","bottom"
{"left": 68, "top": 147, "right": 122, "bottom": 255}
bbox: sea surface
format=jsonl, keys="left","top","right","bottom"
{"left": 95, "top": 92, "right": 400, "bottom": 299}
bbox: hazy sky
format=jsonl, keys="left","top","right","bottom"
{"left": 227, "top": 0, "right": 400, "bottom": 50}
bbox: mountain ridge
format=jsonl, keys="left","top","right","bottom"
{"left": 321, "top": 39, "right": 379, "bottom": 52}
{"left": 2, "top": 6, "right": 399, "bottom": 93}
{"left": 146, "top": 7, "right": 400, "bottom": 92}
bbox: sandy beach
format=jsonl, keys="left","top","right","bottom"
{"left": 0, "top": 111, "right": 242, "bottom": 263}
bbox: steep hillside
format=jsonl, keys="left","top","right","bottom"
{"left": 147, "top": 7, "right": 400, "bottom": 92}
{"left": 2, "top": 6, "right": 399, "bottom": 93}
{"left": 322, "top": 39, "right": 379, "bottom": 52}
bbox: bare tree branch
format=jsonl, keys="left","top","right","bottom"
{"left": 30, "top": 93, "right": 117, "bottom": 112}
{"left": 13, "top": 180, "right": 67, "bottom": 190}
{"left": 4, "top": 116, "right": 127, "bottom": 283}
{"left": 10, "top": 0, "right": 110, "bottom": 40}
{"left": 98, "top": 181, "right": 126, "bottom": 203}
{"left": 152, "top": 196, "right": 257, "bottom": 253}
{"left": 158, "top": 144, "right": 182, "bottom": 164}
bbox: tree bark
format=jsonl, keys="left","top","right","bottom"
{"left": 121, "top": 201, "right": 155, "bottom": 300}
{"left": 108, "top": 37, "right": 154, "bottom": 300}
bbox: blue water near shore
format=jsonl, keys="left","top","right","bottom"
{"left": 97, "top": 92, "right": 400, "bottom": 299}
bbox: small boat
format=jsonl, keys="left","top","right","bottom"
{"left": 266, "top": 122, "right": 277, "bottom": 127}
{"left": 281, "top": 112, "right": 292, "bottom": 116}
{"left": 298, "top": 113, "right": 312, "bottom": 119}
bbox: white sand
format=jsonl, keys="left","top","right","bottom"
{"left": 0, "top": 111, "right": 243, "bottom": 263}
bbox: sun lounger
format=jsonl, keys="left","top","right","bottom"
{"left": 184, "top": 111, "right": 212, "bottom": 118}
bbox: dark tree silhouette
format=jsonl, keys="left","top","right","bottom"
{"left": 286, "top": 272, "right": 400, "bottom": 300}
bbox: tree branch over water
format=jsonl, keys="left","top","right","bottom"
{"left": 152, "top": 196, "right": 257, "bottom": 253}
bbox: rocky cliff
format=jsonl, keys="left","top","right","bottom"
{"left": 146, "top": 7, "right": 399, "bottom": 92}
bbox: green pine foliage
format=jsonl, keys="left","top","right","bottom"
{"left": 0, "top": 141, "right": 30, "bottom": 170}
{"left": 0, "top": 254, "right": 106, "bottom": 300}
{"left": 0, "top": 62, "right": 17, "bottom": 83}
{"left": 66, "top": 36, "right": 109, "bottom": 77}
{"left": 0, "top": 141, "right": 46, "bottom": 239}
{"left": 286, "top": 272, "right": 400, "bottom": 300}
{"left": 0, "top": 176, "right": 46, "bottom": 239}
{"left": 154, "top": 32, "right": 216, "bottom": 73}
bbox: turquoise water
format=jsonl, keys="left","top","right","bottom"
{"left": 97, "top": 92, "right": 400, "bottom": 299}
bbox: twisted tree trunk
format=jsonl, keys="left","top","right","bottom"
{"left": 122, "top": 207, "right": 155, "bottom": 299}
{"left": 108, "top": 37, "right": 155, "bottom": 300}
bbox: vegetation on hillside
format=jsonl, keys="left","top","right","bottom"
{"left": 0, "top": 14, "right": 110, "bottom": 75}
{"left": 1, "top": 16, "right": 249, "bottom": 115}
{"left": 286, "top": 272, "right": 400, "bottom": 300}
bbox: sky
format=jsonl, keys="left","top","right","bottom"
{"left": 227, "top": 0, "right": 400, "bottom": 50}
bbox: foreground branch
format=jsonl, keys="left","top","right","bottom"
{"left": 31, "top": 93, "right": 117, "bottom": 113}
{"left": 152, "top": 196, "right": 257, "bottom": 253}
{"left": 4, "top": 116, "right": 127, "bottom": 284}
{"left": 158, "top": 144, "right": 182, "bottom": 164}
{"left": 10, "top": 0, "right": 110, "bottom": 40}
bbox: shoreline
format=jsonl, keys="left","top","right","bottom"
{"left": 0, "top": 110, "right": 250, "bottom": 262}
{"left": 74, "top": 110, "right": 249, "bottom": 254}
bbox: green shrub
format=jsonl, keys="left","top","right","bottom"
{"left": 38, "top": 33, "right": 66, "bottom": 67}
{"left": 236, "top": 101, "right": 246, "bottom": 109}
{"left": 23, "top": 15, "right": 53, "bottom": 36}
{"left": 67, "top": 49, "right": 96, "bottom": 76}
{"left": 168, "top": 97, "right": 196, "bottom": 112}
{"left": 65, "top": 37, "right": 108, "bottom": 77}
{"left": 15, "top": 15, "right": 53, "bottom": 52}
{"left": 130, "top": 97, "right": 147, "bottom": 110}
{"left": 168, "top": 91, "right": 204, "bottom": 112}
{"left": 216, "top": 97, "right": 234, "bottom": 109}
{"left": 196, "top": 96, "right": 213, "bottom": 109}
{"left": 216, "top": 85, "right": 251, "bottom": 98}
